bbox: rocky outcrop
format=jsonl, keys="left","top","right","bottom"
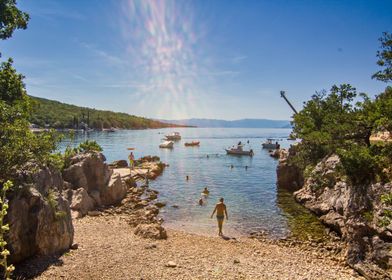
{"left": 109, "top": 160, "right": 128, "bottom": 168}
{"left": 7, "top": 165, "right": 74, "bottom": 263}
{"left": 285, "top": 153, "right": 392, "bottom": 279}
{"left": 62, "top": 152, "right": 131, "bottom": 218}
{"left": 276, "top": 148, "right": 304, "bottom": 192}
{"left": 134, "top": 223, "right": 167, "bottom": 239}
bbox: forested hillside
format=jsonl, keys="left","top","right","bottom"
{"left": 29, "top": 96, "right": 181, "bottom": 129}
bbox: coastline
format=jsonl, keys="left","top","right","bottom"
{"left": 18, "top": 214, "right": 360, "bottom": 280}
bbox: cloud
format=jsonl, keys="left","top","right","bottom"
{"left": 232, "top": 55, "right": 247, "bottom": 64}
{"left": 79, "top": 41, "right": 125, "bottom": 66}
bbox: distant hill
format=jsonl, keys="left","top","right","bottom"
{"left": 29, "top": 96, "right": 183, "bottom": 129}
{"left": 160, "top": 118, "right": 291, "bottom": 128}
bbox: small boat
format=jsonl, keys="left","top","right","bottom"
{"left": 159, "top": 141, "right": 174, "bottom": 149}
{"left": 262, "top": 139, "right": 280, "bottom": 149}
{"left": 225, "top": 144, "right": 254, "bottom": 156}
{"left": 184, "top": 141, "right": 200, "bottom": 147}
{"left": 165, "top": 132, "right": 181, "bottom": 141}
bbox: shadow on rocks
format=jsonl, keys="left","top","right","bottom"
{"left": 14, "top": 252, "right": 66, "bottom": 279}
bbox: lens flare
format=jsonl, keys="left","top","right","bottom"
{"left": 121, "top": 0, "right": 206, "bottom": 119}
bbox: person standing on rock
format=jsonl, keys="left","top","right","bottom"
{"left": 128, "top": 152, "right": 135, "bottom": 170}
{"left": 210, "top": 198, "right": 228, "bottom": 236}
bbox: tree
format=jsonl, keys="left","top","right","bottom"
{"left": 372, "top": 32, "right": 392, "bottom": 83}
{"left": 0, "top": 0, "right": 29, "bottom": 40}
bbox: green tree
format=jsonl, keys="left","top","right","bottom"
{"left": 372, "top": 32, "right": 392, "bottom": 83}
{"left": 0, "top": 0, "right": 29, "bottom": 40}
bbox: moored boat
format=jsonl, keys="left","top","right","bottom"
{"left": 159, "top": 141, "right": 174, "bottom": 149}
{"left": 165, "top": 132, "right": 181, "bottom": 140}
{"left": 262, "top": 139, "right": 280, "bottom": 149}
{"left": 225, "top": 144, "right": 254, "bottom": 156}
{"left": 184, "top": 141, "right": 200, "bottom": 146}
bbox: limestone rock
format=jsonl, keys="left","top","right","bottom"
{"left": 100, "top": 172, "right": 128, "bottom": 206}
{"left": 109, "top": 159, "right": 128, "bottom": 168}
{"left": 134, "top": 224, "right": 167, "bottom": 239}
{"left": 7, "top": 166, "right": 73, "bottom": 263}
{"left": 69, "top": 187, "right": 95, "bottom": 216}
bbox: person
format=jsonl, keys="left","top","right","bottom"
{"left": 186, "top": 175, "right": 189, "bottom": 181}
{"left": 198, "top": 197, "right": 203, "bottom": 206}
{"left": 128, "top": 152, "right": 135, "bottom": 170}
{"left": 210, "top": 198, "right": 228, "bottom": 236}
{"left": 202, "top": 187, "right": 209, "bottom": 195}
{"left": 245, "top": 165, "right": 248, "bottom": 170}
{"left": 230, "top": 164, "right": 234, "bottom": 169}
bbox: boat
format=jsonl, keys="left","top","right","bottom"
{"left": 159, "top": 141, "right": 174, "bottom": 149}
{"left": 165, "top": 132, "right": 181, "bottom": 141}
{"left": 184, "top": 141, "right": 200, "bottom": 146}
{"left": 225, "top": 144, "right": 254, "bottom": 156}
{"left": 262, "top": 139, "right": 280, "bottom": 149}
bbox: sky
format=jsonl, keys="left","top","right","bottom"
{"left": 1, "top": 0, "right": 391, "bottom": 120}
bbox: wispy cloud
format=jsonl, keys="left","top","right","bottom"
{"left": 232, "top": 55, "right": 247, "bottom": 64}
{"left": 79, "top": 41, "right": 125, "bottom": 66}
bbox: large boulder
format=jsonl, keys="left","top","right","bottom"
{"left": 6, "top": 166, "right": 73, "bottom": 264}
{"left": 100, "top": 172, "right": 128, "bottom": 206}
{"left": 66, "top": 187, "right": 95, "bottom": 218}
{"left": 292, "top": 154, "right": 392, "bottom": 278}
{"left": 276, "top": 148, "right": 304, "bottom": 191}
{"left": 62, "top": 153, "right": 112, "bottom": 193}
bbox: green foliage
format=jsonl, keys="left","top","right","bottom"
{"left": 372, "top": 32, "right": 392, "bottom": 83}
{"left": 381, "top": 193, "right": 392, "bottom": 206}
{"left": 337, "top": 144, "right": 378, "bottom": 184}
{"left": 62, "top": 140, "right": 103, "bottom": 169}
{"left": 46, "top": 189, "right": 66, "bottom": 221}
{"left": 0, "top": 0, "right": 29, "bottom": 40}
{"left": 0, "top": 60, "right": 60, "bottom": 182}
{"left": 29, "top": 96, "right": 181, "bottom": 130}
{"left": 78, "top": 140, "right": 102, "bottom": 153}
{"left": 0, "top": 181, "right": 15, "bottom": 279}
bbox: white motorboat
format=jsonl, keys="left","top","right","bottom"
{"left": 159, "top": 141, "right": 174, "bottom": 149}
{"left": 225, "top": 144, "right": 254, "bottom": 156}
{"left": 165, "top": 132, "right": 181, "bottom": 141}
{"left": 262, "top": 139, "right": 280, "bottom": 149}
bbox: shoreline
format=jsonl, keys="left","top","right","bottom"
{"left": 16, "top": 214, "right": 361, "bottom": 280}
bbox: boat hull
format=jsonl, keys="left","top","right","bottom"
{"left": 225, "top": 149, "right": 254, "bottom": 156}
{"left": 184, "top": 141, "right": 200, "bottom": 146}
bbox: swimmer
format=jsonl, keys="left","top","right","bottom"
{"left": 207, "top": 154, "right": 209, "bottom": 158}
{"left": 202, "top": 187, "right": 210, "bottom": 195}
{"left": 186, "top": 175, "right": 189, "bottom": 181}
{"left": 198, "top": 197, "right": 203, "bottom": 206}
{"left": 245, "top": 165, "right": 248, "bottom": 170}
{"left": 230, "top": 164, "right": 234, "bottom": 169}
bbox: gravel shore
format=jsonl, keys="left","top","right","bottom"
{"left": 17, "top": 214, "right": 362, "bottom": 280}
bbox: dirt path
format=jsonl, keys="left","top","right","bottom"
{"left": 17, "top": 214, "right": 362, "bottom": 280}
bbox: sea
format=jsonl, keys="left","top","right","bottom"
{"left": 60, "top": 127, "right": 326, "bottom": 239}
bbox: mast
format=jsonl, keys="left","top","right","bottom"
{"left": 280, "top": 91, "right": 298, "bottom": 114}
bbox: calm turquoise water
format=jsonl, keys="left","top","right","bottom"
{"left": 60, "top": 128, "right": 322, "bottom": 238}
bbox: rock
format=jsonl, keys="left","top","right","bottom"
{"left": 7, "top": 166, "right": 74, "bottom": 263}
{"left": 166, "top": 261, "right": 177, "bottom": 268}
{"left": 69, "top": 188, "right": 95, "bottom": 216}
{"left": 70, "top": 243, "right": 79, "bottom": 250}
{"left": 134, "top": 224, "right": 167, "bottom": 239}
{"left": 145, "top": 244, "right": 157, "bottom": 249}
{"left": 155, "top": 202, "right": 166, "bottom": 208}
{"left": 276, "top": 148, "right": 303, "bottom": 191}
{"left": 89, "top": 190, "right": 102, "bottom": 206}
{"left": 233, "top": 259, "right": 240, "bottom": 264}
{"left": 62, "top": 152, "right": 111, "bottom": 193}
{"left": 87, "top": 210, "right": 101, "bottom": 217}
{"left": 172, "top": 205, "right": 179, "bottom": 209}
{"left": 109, "top": 160, "right": 128, "bottom": 168}
{"left": 100, "top": 172, "right": 128, "bottom": 206}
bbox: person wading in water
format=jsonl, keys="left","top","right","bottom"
{"left": 210, "top": 198, "right": 228, "bottom": 236}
